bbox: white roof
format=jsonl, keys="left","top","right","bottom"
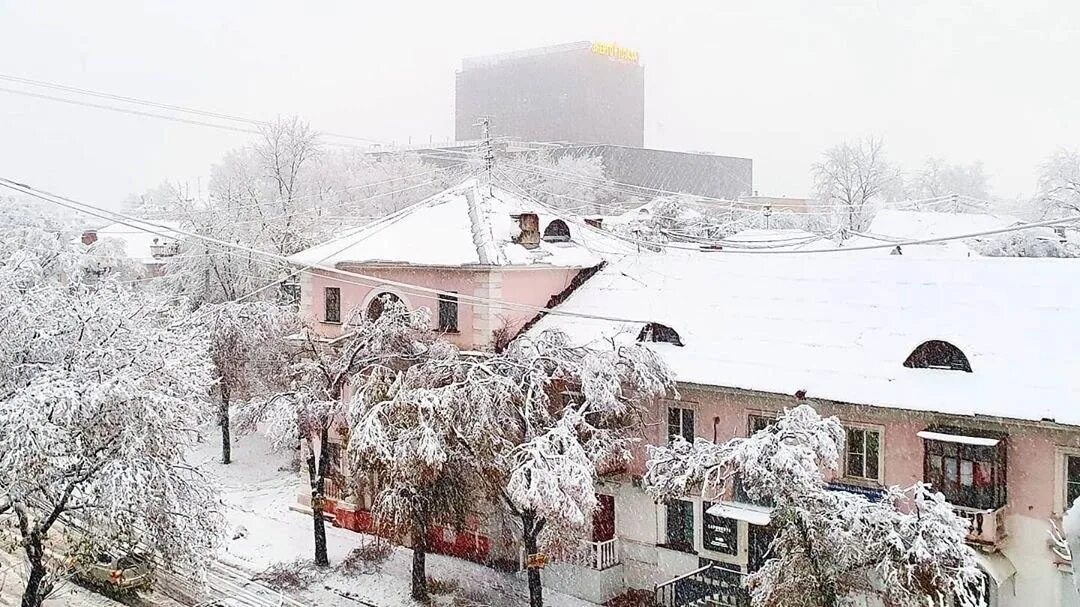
{"left": 90, "top": 220, "right": 182, "bottom": 264}
{"left": 288, "top": 179, "right": 623, "bottom": 268}
{"left": 869, "top": 210, "right": 1019, "bottom": 243}
{"left": 533, "top": 251, "right": 1080, "bottom": 426}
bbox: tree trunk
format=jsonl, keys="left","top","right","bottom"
{"left": 21, "top": 538, "right": 50, "bottom": 607}
{"left": 306, "top": 426, "right": 330, "bottom": 566}
{"left": 411, "top": 518, "right": 428, "bottom": 601}
{"left": 219, "top": 384, "right": 231, "bottom": 465}
{"left": 521, "top": 510, "right": 544, "bottom": 607}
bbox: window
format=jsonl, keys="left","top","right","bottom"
{"left": 668, "top": 407, "right": 694, "bottom": 443}
{"left": 923, "top": 428, "right": 1007, "bottom": 510}
{"left": 702, "top": 502, "right": 738, "bottom": 555}
{"left": 903, "top": 340, "right": 972, "bottom": 372}
{"left": 664, "top": 499, "right": 694, "bottom": 553}
{"left": 542, "top": 219, "right": 571, "bottom": 242}
{"left": 366, "top": 292, "right": 401, "bottom": 320}
{"left": 324, "top": 287, "right": 341, "bottom": 323}
{"left": 844, "top": 427, "right": 881, "bottom": 482}
{"left": 438, "top": 292, "right": 459, "bottom": 332}
{"left": 1066, "top": 455, "right": 1080, "bottom": 508}
{"left": 747, "top": 414, "right": 775, "bottom": 436}
{"left": 638, "top": 322, "right": 684, "bottom": 346}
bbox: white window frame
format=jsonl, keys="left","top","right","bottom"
{"left": 1054, "top": 446, "right": 1080, "bottom": 514}
{"left": 667, "top": 405, "right": 695, "bottom": 445}
{"left": 841, "top": 422, "right": 885, "bottom": 485}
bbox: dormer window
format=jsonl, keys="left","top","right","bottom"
{"left": 903, "top": 340, "right": 971, "bottom": 372}
{"left": 638, "top": 322, "right": 683, "bottom": 346}
{"left": 542, "top": 219, "right": 571, "bottom": 242}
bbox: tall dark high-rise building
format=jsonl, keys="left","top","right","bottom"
{"left": 455, "top": 41, "right": 645, "bottom": 147}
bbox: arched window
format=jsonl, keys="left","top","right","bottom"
{"left": 543, "top": 219, "right": 571, "bottom": 242}
{"left": 366, "top": 292, "right": 402, "bottom": 321}
{"left": 903, "top": 340, "right": 972, "bottom": 372}
{"left": 638, "top": 322, "right": 683, "bottom": 347}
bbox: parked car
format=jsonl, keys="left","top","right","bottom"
{"left": 74, "top": 552, "right": 153, "bottom": 592}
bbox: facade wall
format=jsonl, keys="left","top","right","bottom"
{"left": 552, "top": 144, "right": 755, "bottom": 201}
{"left": 300, "top": 265, "right": 582, "bottom": 350}
{"left": 614, "top": 384, "right": 1080, "bottom": 605}
{"left": 455, "top": 44, "right": 645, "bottom": 147}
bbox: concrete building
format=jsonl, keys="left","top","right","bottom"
{"left": 455, "top": 41, "right": 645, "bottom": 147}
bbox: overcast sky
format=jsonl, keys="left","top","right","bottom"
{"left": 2, "top": 0, "right": 1078, "bottom": 207}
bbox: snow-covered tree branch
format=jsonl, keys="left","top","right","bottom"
{"left": 643, "top": 404, "right": 984, "bottom": 607}
{"left": 0, "top": 232, "right": 223, "bottom": 607}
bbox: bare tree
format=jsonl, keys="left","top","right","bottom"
{"left": 1037, "top": 148, "right": 1080, "bottom": 217}
{"left": 812, "top": 137, "right": 894, "bottom": 238}
{"left": 196, "top": 301, "right": 299, "bottom": 464}
{"left": 909, "top": 157, "right": 991, "bottom": 204}
{"left": 246, "top": 297, "right": 435, "bottom": 567}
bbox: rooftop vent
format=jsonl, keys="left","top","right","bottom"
{"left": 638, "top": 322, "right": 683, "bottom": 346}
{"left": 512, "top": 213, "right": 540, "bottom": 249}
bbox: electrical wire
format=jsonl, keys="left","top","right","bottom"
{"left": 0, "top": 177, "right": 665, "bottom": 325}
{"left": 0, "top": 73, "right": 384, "bottom": 145}
{"left": 491, "top": 171, "right": 1080, "bottom": 255}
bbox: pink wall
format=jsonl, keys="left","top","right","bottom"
{"left": 496, "top": 267, "right": 581, "bottom": 337}
{"left": 302, "top": 265, "right": 583, "bottom": 351}
{"left": 651, "top": 384, "right": 1080, "bottom": 519}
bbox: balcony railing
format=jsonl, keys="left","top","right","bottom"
{"left": 954, "top": 505, "right": 1007, "bottom": 549}
{"left": 560, "top": 538, "right": 620, "bottom": 571}
{"left": 323, "top": 477, "right": 347, "bottom": 501}
{"left": 654, "top": 564, "right": 749, "bottom": 607}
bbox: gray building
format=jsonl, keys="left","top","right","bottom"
{"left": 455, "top": 41, "right": 645, "bottom": 147}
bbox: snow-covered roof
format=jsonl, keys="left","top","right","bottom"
{"left": 868, "top": 210, "right": 1021, "bottom": 243}
{"left": 288, "top": 179, "right": 623, "bottom": 268}
{"left": 87, "top": 220, "right": 182, "bottom": 264}
{"left": 533, "top": 251, "right": 1080, "bottom": 426}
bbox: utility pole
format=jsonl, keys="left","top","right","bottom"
{"left": 474, "top": 116, "right": 495, "bottom": 194}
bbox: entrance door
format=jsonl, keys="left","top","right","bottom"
{"left": 593, "top": 494, "right": 615, "bottom": 541}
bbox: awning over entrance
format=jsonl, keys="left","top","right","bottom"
{"left": 705, "top": 502, "right": 772, "bottom": 526}
{"left": 975, "top": 550, "right": 1017, "bottom": 586}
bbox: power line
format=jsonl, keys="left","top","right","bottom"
{"left": 492, "top": 171, "right": 1080, "bottom": 255}
{"left": 0, "top": 177, "right": 666, "bottom": 325}
{"left": 0, "top": 73, "right": 385, "bottom": 144}
{"left": 0, "top": 78, "right": 461, "bottom": 165}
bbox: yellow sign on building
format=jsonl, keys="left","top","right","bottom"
{"left": 591, "top": 42, "right": 639, "bottom": 64}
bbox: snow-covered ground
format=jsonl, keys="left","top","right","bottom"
{"left": 190, "top": 431, "right": 599, "bottom": 607}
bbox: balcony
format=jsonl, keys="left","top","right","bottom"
{"left": 562, "top": 538, "right": 620, "bottom": 571}
{"left": 954, "top": 505, "right": 1007, "bottom": 549}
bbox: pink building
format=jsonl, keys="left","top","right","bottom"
{"left": 534, "top": 252, "right": 1080, "bottom": 606}
{"left": 289, "top": 184, "right": 1080, "bottom": 605}
{"left": 284, "top": 178, "right": 625, "bottom": 564}
{"left": 287, "top": 178, "right": 622, "bottom": 350}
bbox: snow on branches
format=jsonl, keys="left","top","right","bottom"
{"left": 644, "top": 404, "right": 984, "bottom": 607}
{"left": 472, "top": 329, "right": 675, "bottom": 607}
{"left": 191, "top": 300, "right": 300, "bottom": 463}
{"left": 0, "top": 259, "right": 223, "bottom": 606}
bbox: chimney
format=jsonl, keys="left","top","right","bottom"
{"left": 584, "top": 217, "right": 604, "bottom": 229}
{"left": 81, "top": 230, "right": 98, "bottom": 246}
{"left": 512, "top": 213, "right": 540, "bottom": 249}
